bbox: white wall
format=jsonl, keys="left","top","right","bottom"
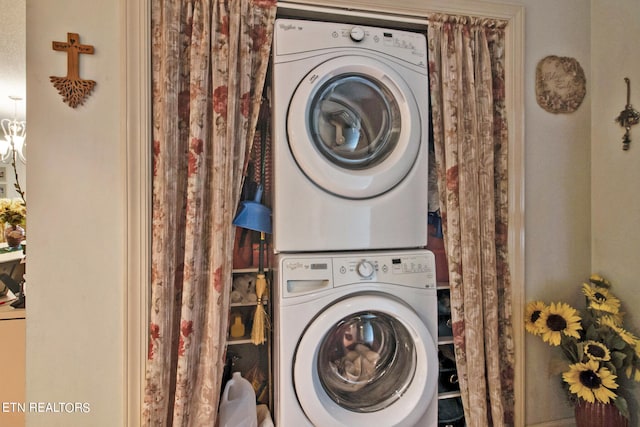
{"left": 25, "top": 0, "right": 126, "bottom": 426}
{"left": 518, "top": 0, "right": 592, "bottom": 424}
{"left": 591, "top": 0, "right": 640, "bottom": 424}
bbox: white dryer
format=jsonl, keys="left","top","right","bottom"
{"left": 272, "top": 19, "right": 430, "bottom": 252}
{"left": 274, "top": 250, "right": 438, "bottom": 426}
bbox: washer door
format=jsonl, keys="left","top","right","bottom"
{"left": 294, "top": 294, "right": 438, "bottom": 427}
{"left": 287, "top": 55, "right": 423, "bottom": 199}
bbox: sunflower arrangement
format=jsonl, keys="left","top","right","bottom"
{"left": 525, "top": 274, "right": 640, "bottom": 418}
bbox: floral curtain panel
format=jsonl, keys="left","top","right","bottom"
{"left": 143, "top": 1, "right": 276, "bottom": 425}
{"left": 427, "top": 15, "right": 515, "bottom": 426}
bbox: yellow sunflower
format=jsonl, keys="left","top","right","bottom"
{"left": 600, "top": 313, "right": 624, "bottom": 327}
{"left": 538, "top": 302, "right": 582, "bottom": 346}
{"left": 600, "top": 316, "right": 639, "bottom": 346}
{"left": 582, "top": 283, "right": 621, "bottom": 314}
{"left": 583, "top": 341, "right": 611, "bottom": 362}
{"left": 562, "top": 360, "right": 618, "bottom": 404}
{"left": 525, "top": 301, "right": 547, "bottom": 335}
{"left": 589, "top": 274, "right": 611, "bottom": 288}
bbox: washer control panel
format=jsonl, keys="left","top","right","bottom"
{"left": 279, "top": 250, "right": 437, "bottom": 297}
{"left": 332, "top": 251, "right": 436, "bottom": 289}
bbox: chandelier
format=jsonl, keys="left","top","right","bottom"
{"left": 0, "top": 96, "right": 26, "bottom": 164}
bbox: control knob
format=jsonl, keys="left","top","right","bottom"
{"left": 356, "top": 260, "right": 375, "bottom": 278}
{"left": 350, "top": 27, "right": 365, "bottom": 42}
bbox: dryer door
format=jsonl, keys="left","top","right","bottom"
{"left": 287, "top": 55, "right": 423, "bottom": 199}
{"left": 293, "top": 293, "right": 438, "bottom": 427}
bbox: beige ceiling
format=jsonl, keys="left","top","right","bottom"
{"left": 0, "top": 0, "right": 26, "bottom": 122}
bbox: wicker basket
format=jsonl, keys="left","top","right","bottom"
{"left": 574, "top": 400, "right": 628, "bottom": 427}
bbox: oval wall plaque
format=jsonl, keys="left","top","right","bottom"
{"left": 535, "top": 55, "right": 586, "bottom": 114}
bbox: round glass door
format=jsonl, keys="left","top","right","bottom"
{"left": 310, "top": 75, "right": 400, "bottom": 170}
{"left": 293, "top": 293, "right": 437, "bottom": 427}
{"left": 287, "top": 56, "right": 422, "bottom": 199}
{"left": 317, "top": 311, "right": 416, "bottom": 413}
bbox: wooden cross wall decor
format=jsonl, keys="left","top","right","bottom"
{"left": 50, "top": 33, "right": 96, "bottom": 108}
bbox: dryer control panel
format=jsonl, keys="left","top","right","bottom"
{"left": 274, "top": 18, "right": 427, "bottom": 69}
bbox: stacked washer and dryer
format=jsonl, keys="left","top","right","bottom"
{"left": 271, "top": 17, "right": 439, "bottom": 426}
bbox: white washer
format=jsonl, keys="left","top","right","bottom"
{"left": 272, "top": 19, "right": 430, "bottom": 252}
{"left": 274, "top": 250, "right": 438, "bottom": 426}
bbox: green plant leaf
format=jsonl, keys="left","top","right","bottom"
{"left": 614, "top": 396, "right": 629, "bottom": 419}
{"left": 611, "top": 336, "right": 627, "bottom": 350}
{"left": 585, "top": 324, "right": 598, "bottom": 341}
{"left": 611, "top": 351, "right": 627, "bottom": 370}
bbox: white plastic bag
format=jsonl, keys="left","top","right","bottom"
{"left": 218, "top": 372, "right": 258, "bottom": 427}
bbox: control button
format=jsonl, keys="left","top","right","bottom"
{"left": 356, "top": 260, "right": 375, "bottom": 278}
{"left": 339, "top": 266, "right": 347, "bottom": 274}
{"left": 350, "top": 27, "right": 365, "bottom": 42}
